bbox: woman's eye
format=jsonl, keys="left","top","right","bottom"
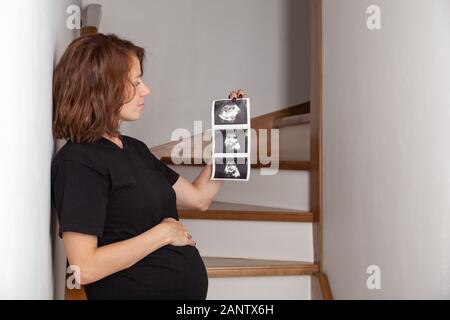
{"left": 132, "top": 78, "right": 142, "bottom": 87}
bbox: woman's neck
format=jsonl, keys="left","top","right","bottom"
{"left": 102, "top": 133, "right": 123, "bottom": 149}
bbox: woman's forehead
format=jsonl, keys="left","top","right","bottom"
{"left": 130, "top": 55, "right": 142, "bottom": 76}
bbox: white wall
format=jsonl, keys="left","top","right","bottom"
{"left": 323, "top": 0, "right": 450, "bottom": 299}
{"left": 83, "top": 0, "right": 311, "bottom": 148}
{"left": 0, "top": 0, "right": 80, "bottom": 299}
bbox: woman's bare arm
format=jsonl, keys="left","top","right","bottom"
{"left": 173, "top": 164, "right": 224, "bottom": 211}
{"left": 63, "top": 218, "right": 194, "bottom": 285}
{"left": 172, "top": 89, "right": 247, "bottom": 211}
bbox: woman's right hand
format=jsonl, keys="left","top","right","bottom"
{"left": 160, "top": 218, "right": 196, "bottom": 247}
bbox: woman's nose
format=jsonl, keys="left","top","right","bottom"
{"left": 141, "top": 83, "right": 151, "bottom": 96}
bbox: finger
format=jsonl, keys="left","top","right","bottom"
{"left": 237, "top": 89, "right": 246, "bottom": 99}
{"left": 187, "top": 239, "right": 197, "bottom": 246}
{"left": 228, "top": 91, "right": 238, "bottom": 101}
{"left": 228, "top": 91, "right": 237, "bottom": 98}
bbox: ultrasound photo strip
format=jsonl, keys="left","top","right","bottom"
{"left": 211, "top": 98, "right": 251, "bottom": 181}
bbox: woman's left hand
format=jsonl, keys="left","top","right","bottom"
{"left": 228, "top": 89, "right": 248, "bottom": 101}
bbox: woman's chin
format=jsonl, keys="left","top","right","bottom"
{"left": 121, "top": 114, "right": 141, "bottom": 122}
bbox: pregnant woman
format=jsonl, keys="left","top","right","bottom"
{"left": 51, "top": 33, "right": 247, "bottom": 300}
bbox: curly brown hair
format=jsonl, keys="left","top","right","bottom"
{"left": 53, "top": 33, "right": 145, "bottom": 143}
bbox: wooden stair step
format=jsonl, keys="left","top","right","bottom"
{"left": 203, "top": 257, "right": 318, "bottom": 278}
{"left": 179, "top": 201, "right": 313, "bottom": 222}
{"left": 162, "top": 157, "right": 310, "bottom": 171}
{"left": 66, "top": 287, "right": 87, "bottom": 300}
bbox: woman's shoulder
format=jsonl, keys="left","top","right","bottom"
{"left": 122, "top": 135, "right": 147, "bottom": 149}
{"left": 52, "top": 140, "right": 108, "bottom": 176}
{"left": 122, "top": 135, "right": 155, "bottom": 155}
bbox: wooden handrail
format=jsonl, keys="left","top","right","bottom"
{"left": 251, "top": 101, "right": 310, "bottom": 130}
{"left": 150, "top": 101, "right": 311, "bottom": 164}
{"left": 273, "top": 113, "right": 311, "bottom": 128}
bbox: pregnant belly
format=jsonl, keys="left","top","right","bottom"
{"left": 85, "top": 245, "right": 208, "bottom": 300}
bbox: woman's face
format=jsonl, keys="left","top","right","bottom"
{"left": 119, "top": 55, "right": 150, "bottom": 122}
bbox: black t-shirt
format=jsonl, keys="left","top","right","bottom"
{"left": 51, "top": 135, "right": 208, "bottom": 300}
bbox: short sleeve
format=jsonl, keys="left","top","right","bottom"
{"left": 51, "top": 160, "right": 109, "bottom": 238}
{"left": 150, "top": 152, "right": 180, "bottom": 186}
